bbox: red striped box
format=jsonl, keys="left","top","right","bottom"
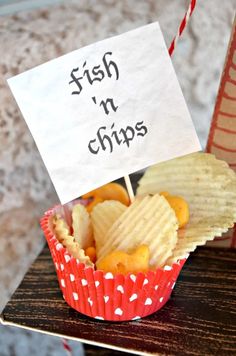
{"left": 206, "top": 15, "right": 236, "bottom": 248}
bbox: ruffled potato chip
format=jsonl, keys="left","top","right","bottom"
{"left": 72, "top": 204, "right": 93, "bottom": 249}
{"left": 52, "top": 214, "right": 93, "bottom": 266}
{"left": 91, "top": 200, "right": 127, "bottom": 255}
{"left": 137, "top": 152, "right": 236, "bottom": 264}
{"left": 97, "top": 194, "right": 178, "bottom": 268}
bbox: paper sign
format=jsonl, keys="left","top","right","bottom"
{"left": 8, "top": 22, "right": 201, "bottom": 204}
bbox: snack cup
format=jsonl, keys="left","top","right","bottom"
{"left": 40, "top": 203, "right": 186, "bottom": 321}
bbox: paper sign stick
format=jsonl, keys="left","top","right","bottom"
{"left": 124, "top": 175, "right": 135, "bottom": 203}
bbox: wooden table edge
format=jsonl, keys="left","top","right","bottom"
{"left": 0, "top": 314, "right": 153, "bottom": 356}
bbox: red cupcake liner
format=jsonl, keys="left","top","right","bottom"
{"left": 40, "top": 203, "right": 186, "bottom": 321}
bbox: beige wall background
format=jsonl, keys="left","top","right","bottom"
{"left": 0, "top": 0, "right": 235, "bottom": 354}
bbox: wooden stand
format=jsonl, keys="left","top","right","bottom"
{"left": 1, "top": 246, "right": 236, "bottom": 355}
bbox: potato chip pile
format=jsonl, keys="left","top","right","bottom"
{"left": 137, "top": 152, "right": 236, "bottom": 264}
{"left": 96, "top": 194, "right": 178, "bottom": 268}
{"left": 52, "top": 153, "right": 236, "bottom": 274}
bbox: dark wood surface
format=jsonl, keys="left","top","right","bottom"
{"left": 1, "top": 246, "right": 236, "bottom": 355}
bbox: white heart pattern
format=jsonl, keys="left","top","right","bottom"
{"left": 95, "top": 281, "right": 100, "bottom": 287}
{"left": 56, "top": 243, "right": 63, "bottom": 251}
{"left": 81, "top": 279, "right": 88, "bottom": 286}
{"left": 132, "top": 316, "right": 141, "bottom": 320}
{"left": 70, "top": 274, "right": 75, "bottom": 282}
{"left": 88, "top": 297, "right": 93, "bottom": 306}
{"left": 105, "top": 272, "right": 113, "bottom": 280}
{"left": 117, "top": 285, "right": 124, "bottom": 294}
{"left": 73, "top": 292, "right": 78, "bottom": 301}
{"left": 104, "top": 296, "right": 109, "bottom": 303}
{"left": 130, "top": 274, "right": 136, "bottom": 282}
{"left": 144, "top": 298, "right": 152, "bottom": 305}
{"left": 64, "top": 254, "right": 71, "bottom": 263}
{"left": 129, "top": 293, "right": 138, "bottom": 302}
{"left": 114, "top": 308, "right": 123, "bottom": 316}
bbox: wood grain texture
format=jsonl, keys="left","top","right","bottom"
{"left": 1, "top": 246, "right": 236, "bottom": 356}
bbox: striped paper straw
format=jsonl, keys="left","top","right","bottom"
{"left": 169, "top": 0, "right": 197, "bottom": 56}
{"left": 62, "top": 338, "right": 73, "bottom": 356}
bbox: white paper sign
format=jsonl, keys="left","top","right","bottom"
{"left": 8, "top": 22, "right": 201, "bottom": 204}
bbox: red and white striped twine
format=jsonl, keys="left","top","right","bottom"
{"left": 168, "top": 0, "right": 197, "bottom": 56}
{"left": 62, "top": 338, "right": 73, "bottom": 356}
{"left": 61, "top": 1, "right": 197, "bottom": 354}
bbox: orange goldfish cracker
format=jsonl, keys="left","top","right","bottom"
{"left": 82, "top": 182, "right": 130, "bottom": 206}
{"left": 85, "top": 246, "right": 97, "bottom": 263}
{"left": 96, "top": 245, "right": 149, "bottom": 275}
{"left": 86, "top": 196, "right": 103, "bottom": 213}
{"left": 160, "top": 192, "right": 189, "bottom": 228}
{"left": 159, "top": 191, "right": 169, "bottom": 198}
